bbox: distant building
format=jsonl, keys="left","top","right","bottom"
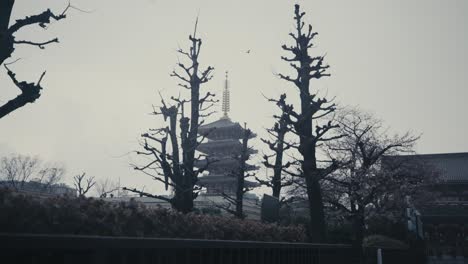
{"left": 0, "top": 180, "right": 76, "bottom": 197}
{"left": 196, "top": 118, "right": 259, "bottom": 195}
{"left": 394, "top": 152, "right": 468, "bottom": 263}
{"left": 195, "top": 71, "right": 260, "bottom": 219}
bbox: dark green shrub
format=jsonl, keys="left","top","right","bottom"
{"left": 363, "top": 235, "right": 409, "bottom": 249}
{"left": 366, "top": 216, "right": 408, "bottom": 241}
{"left": 0, "top": 188, "right": 306, "bottom": 242}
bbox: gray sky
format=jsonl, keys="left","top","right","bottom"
{"left": 1, "top": 0, "right": 467, "bottom": 194}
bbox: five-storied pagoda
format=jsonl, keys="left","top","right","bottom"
{"left": 196, "top": 71, "right": 259, "bottom": 196}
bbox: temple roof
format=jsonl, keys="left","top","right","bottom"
{"left": 387, "top": 152, "right": 468, "bottom": 183}
{"left": 195, "top": 158, "right": 260, "bottom": 171}
{"left": 197, "top": 139, "right": 257, "bottom": 155}
{"left": 198, "top": 175, "right": 260, "bottom": 187}
{"left": 198, "top": 139, "right": 241, "bottom": 154}
{"left": 420, "top": 204, "right": 468, "bottom": 224}
{"left": 200, "top": 117, "right": 240, "bottom": 130}
{"left": 198, "top": 117, "right": 256, "bottom": 140}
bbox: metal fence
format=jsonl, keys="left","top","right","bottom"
{"left": 0, "top": 233, "right": 421, "bottom": 264}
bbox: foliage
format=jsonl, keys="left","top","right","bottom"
{"left": 193, "top": 206, "right": 222, "bottom": 216}
{"left": 321, "top": 108, "right": 433, "bottom": 248}
{"left": 326, "top": 223, "right": 354, "bottom": 244}
{"left": 366, "top": 216, "right": 409, "bottom": 241}
{"left": 0, "top": 188, "right": 306, "bottom": 242}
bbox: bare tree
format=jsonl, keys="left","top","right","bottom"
{"left": 0, "top": 1, "right": 78, "bottom": 119}
{"left": 36, "top": 165, "right": 65, "bottom": 191}
{"left": 125, "top": 19, "right": 216, "bottom": 213}
{"left": 73, "top": 172, "right": 95, "bottom": 197}
{"left": 218, "top": 127, "right": 255, "bottom": 219}
{"left": 274, "top": 4, "right": 340, "bottom": 242}
{"left": 322, "top": 108, "right": 432, "bottom": 250}
{"left": 0, "top": 154, "right": 40, "bottom": 189}
{"left": 0, "top": 154, "right": 65, "bottom": 191}
{"left": 96, "top": 178, "right": 119, "bottom": 198}
{"left": 257, "top": 112, "right": 296, "bottom": 202}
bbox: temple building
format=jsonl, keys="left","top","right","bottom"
{"left": 195, "top": 72, "right": 260, "bottom": 218}
{"left": 104, "top": 72, "right": 261, "bottom": 220}
{"left": 395, "top": 152, "right": 468, "bottom": 263}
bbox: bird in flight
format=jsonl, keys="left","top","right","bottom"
{"left": 246, "top": 50, "right": 251, "bottom": 54}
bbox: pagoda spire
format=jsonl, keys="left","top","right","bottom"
{"left": 222, "top": 71, "right": 230, "bottom": 119}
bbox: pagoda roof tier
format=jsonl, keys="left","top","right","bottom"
{"left": 195, "top": 158, "right": 260, "bottom": 171}
{"left": 198, "top": 175, "right": 260, "bottom": 188}
{"left": 198, "top": 139, "right": 258, "bottom": 155}
{"left": 199, "top": 117, "right": 256, "bottom": 140}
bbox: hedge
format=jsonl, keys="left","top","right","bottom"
{"left": 363, "top": 235, "right": 409, "bottom": 249}
{"left": 0, "top": 188, "right": 306, "bottom": 242}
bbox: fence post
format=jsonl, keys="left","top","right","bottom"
{"left": 377, "top": 248, "right": 382, "bottom": 264}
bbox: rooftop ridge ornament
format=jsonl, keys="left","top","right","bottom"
{"left": 222, "top": 70, "right": 230, "bottom": 119}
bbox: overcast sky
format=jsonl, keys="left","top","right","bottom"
{"left": 1, "top": 0, "right": 467, "bottom": 194}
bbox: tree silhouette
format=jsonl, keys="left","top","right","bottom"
{"left": 0, "top": 1, "right": 76, "bottom": 119}
{"left": 218, "top": 127, "right": 256, "bottom": 219}
{"left": 322, "top": 108, "right": 433, "bottom": 251}
{"left": 73, "top": 172, "right": 95, "bottom": 197}
{"left": 257, "top": 111, "right": 296, "bottom": 202}
{"left": 96, "top": 178, "right": 119, "bottom": 198}
{"left": 274, "top": 4, "right": 341, "bottom": 242}
{"left": 126, "top": 19, "right": 216, "bottom": 213}
{"left": 0, "top": 154, "right": 64, "bottom": 191}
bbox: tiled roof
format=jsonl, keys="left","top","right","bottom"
{"left": 420, "top": 204, "right": 468, "bottom": 216}
{"left": 395, "top": 152, "right": 468, "bottom": 183}
{"left": 199, "top": 117, "right": 241, "bottom": 130}
{"left": 198, "top": 175, "right": 260, "bottom": 187}
{"left": 198, "top": 117, "right": 256, "bottom": 139}
{"left": 197, "top": 139, "right": 258, "bottom": 155}
{"left": 194, "top": 158, "right": 259, "bottom": 171}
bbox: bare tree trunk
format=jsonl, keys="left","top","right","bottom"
{"left": 181, "top": 67, "right": 200, "bottom": 213}
{"left": 235, "top": 129, "right": 251, "bottom": 219}
{"left": 0, "top": 1, "right": 71, "bottom": 120}
{"left": 271, "top": 121, "right": 286, "bottom": 199}
{"left": 218, "top": 128, "right": 253, "bottom": 219}
{"left": 271, "top": 161, "right": 282, "bottom": 199}
{"left": 276, "top": 4, "right": 337, "bottom": 242}
{"left": 0, "top": 0, "right": 17, "bottom": 119}
{"left": 0, "top": 96, "right": 33, "bottom": 119}
{"left": 131, "top": 24, "right": 215, "bottom": 213}
{"left": 172, "top": 192, "right": 193, "bottom": 214}
{"left": 235, "top": 172, "right": 244, "bottom": 219}
{"left": 259, "top": 113, "right": 294, "bottom": 202}
{"left": 0, "top": 0, "right": 14, "bottom": 30}
{"left": 0, "top": 0, "right": 14, "bottom": 64}
{"left": 305, "top": 170, "right": 326, "bottom": 242}
{"left": 298, "top": 77, "right": 327, "bottom": 242}
{"left": 352, "top": 211, "right": 365, "bottom": 261}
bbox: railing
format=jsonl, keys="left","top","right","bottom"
{"left": 1, "top": 233, "right": 360, "bottom": 264}
{"left": 0, "top": 233, "right": 425, "bottom": 264}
